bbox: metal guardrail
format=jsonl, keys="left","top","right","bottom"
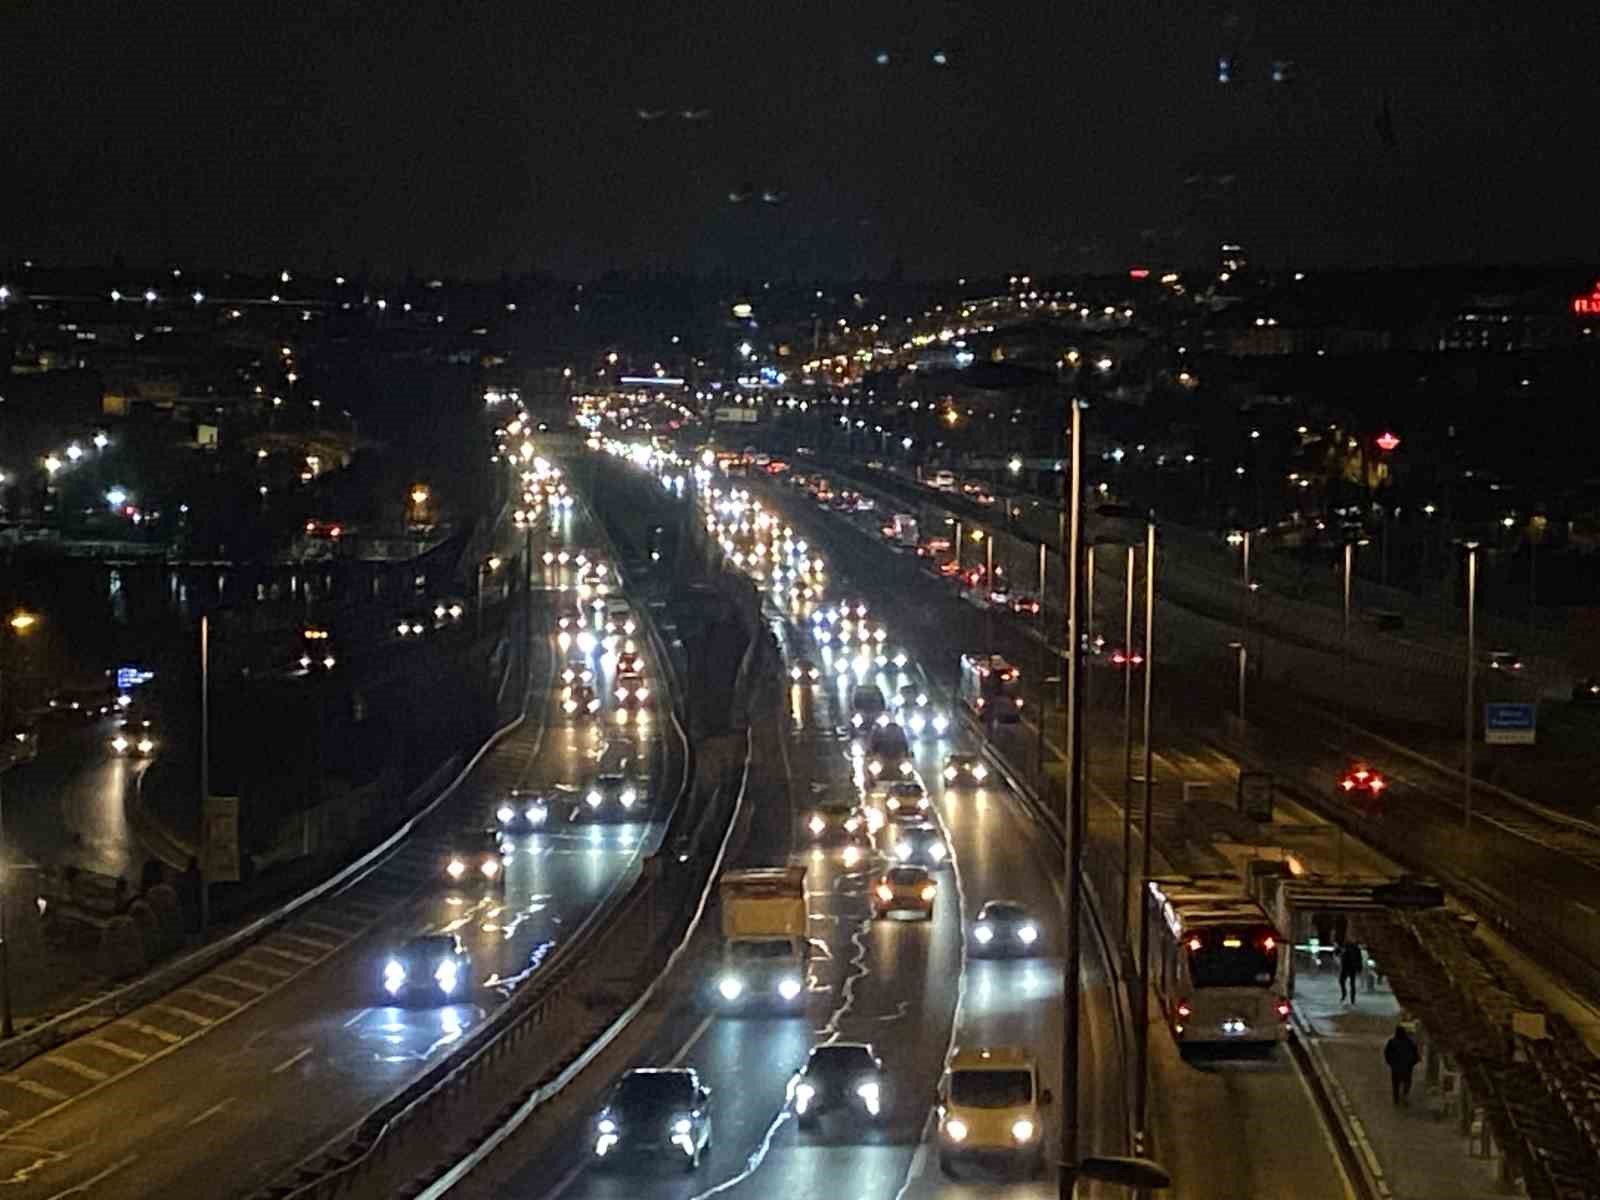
{"left": 410, "top": 733, "right": 752, "bottom": 1199}
{"left": 248, "top": 478, "right": 699, "bottom": 1200}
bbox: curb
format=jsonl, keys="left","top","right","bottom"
{"left": 1288, "top": 1013, "right": 1390, "bottom": 1200}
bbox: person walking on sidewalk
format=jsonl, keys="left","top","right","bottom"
{"left": 1384, "top": 1025, "right": 1421, "bottom": 1105}
{"left": 1339, "top": 940, "right": 1365, "bottom": 1003}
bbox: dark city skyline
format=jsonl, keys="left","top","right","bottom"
{"left": 5, "top": 1, "right": 1597, "bottom": 279}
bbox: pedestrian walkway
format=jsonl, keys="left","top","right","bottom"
{"left": 1295, "top": 968, "right": 1505, "bottom": 1200}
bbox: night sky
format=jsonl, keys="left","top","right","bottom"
{"left": 5, "top": 1, "right": 1595, "bottom": 279}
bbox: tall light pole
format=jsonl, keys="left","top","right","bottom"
{"left": 1059, "top": 398, "right": 1087, "bottom": 1195}
{"left": 1, "top": 609, "right": 41, "bottom": 1038}
{"left": 1464, "top": 542, "right": 1478, "bottom": 830}
{"left": 1133, "top": 515, "right": 1157, "bottom": 1153}
{"left": 1120, "top": 544, "right": 1136, "bottom": 948}
{"left": 1339, "top": 538, "right": 1367, "bottom": 740}
{"left": 199, "top": 615, "right": 211, "bottom": 932}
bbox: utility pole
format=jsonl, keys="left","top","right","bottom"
{"left": 1120, "top": 544, "right": 1136, "bottom": 948}
{"left": 1059, "top": 399, "right": 1086, "bottom": 1196}
{"left": 199, "top": 614, "right": 211, "bottom": 932}
{"left": 1133, "top": 515, "right": 1157, "bottom": 1154}
{"left": 1464, "top": 544, "right": 1478, "bottom": 830}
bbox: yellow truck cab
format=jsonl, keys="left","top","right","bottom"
{"left": 715, "top": 867, "right": 809, "bottom": 1011}
{"left": 937, "top": 1046, "right": 1051, "bottom": 1178}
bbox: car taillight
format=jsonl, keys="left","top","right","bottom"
{"left": 1177, "top": 1001, "right": 1192, "bottom": 1019}
{"left": 1276, "top": 1000, "right": 1291, "bottom": 1019}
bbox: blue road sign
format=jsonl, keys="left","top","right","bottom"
{"left": 1484, "top": 702, "right": 1536, "bottom": 745}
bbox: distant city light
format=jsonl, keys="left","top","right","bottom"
{"left": 105, "top": 487, "right": 128, "bottom": 509}
{"left": 93, "top": 432, "right": 109, "bottom": 449}
{"left": 143, "top": 289, "right": 157, "bottom": 302}
{"left": 65, "top": 443, "right": 83, "bottom": 462}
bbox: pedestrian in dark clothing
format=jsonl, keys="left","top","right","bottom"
{"left": 1384, "top": 1025, "right": 1421, "bottom": 1105}
{"left": 1339, "top": 941, "right": 1364, "bottom": 1003}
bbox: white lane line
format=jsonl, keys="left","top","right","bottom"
{"left": 186, "top": 988, "right": 245, "bottom": 1009}
{"left": 40, "top": 1152, "right": 137, "bottom": 1199}
{"left": 236, "top": 957, "right": 294, "bottom": 979}
{"left": 212, "top": 972, "right": 271, "bottom": 994}
{"left": 342, "top": 1007, "right": 372, "bottom": 1029}
{"left": 298, "top": 919, "right": 356, "bottom": 939}
{"left": 666, "top": 1015, "right": 714, "bottom": 1067}
{"left": 85, "top": 1039, "right": 148, "bottom": 1063}
{"left": 275, "top": 932, "right": 337, "bottom": 953}
{"left": 153, "top": 1003, "right": 213, "bottom": 1027}
{"left": 270, "top": 1046, "right": 313, "bottom": 1075}
{"left": 255, "top": 943, "right": 316, "bottom": 966}
{"left": 123, "top": 1020, "right": 183, "bottom": 1045}
{"left": 1, "top": 1076, "right": 70, "bottom": 1102}
{"left": 43, "top": 1056, "right": 108, "bottom": 1083}
{"left": 185, "top": 1096, "right": 237, "bottom": 1128}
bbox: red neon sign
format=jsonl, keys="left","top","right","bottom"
{"left": 1375, "top": 431, "right": 1401, "bottom": 452}
{"left": 1573, "top": 282, "right": 1600, "bottom": 315}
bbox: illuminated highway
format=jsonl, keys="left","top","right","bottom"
{"left": 462, "top": 446, "right": 1350, "bottom": 1200}
{"left": 0, "top": 488, "right": 675, "bottom": 1200}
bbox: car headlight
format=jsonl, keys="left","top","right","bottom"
{"left": 447, "top": 859, "right": 466, "bottom": 879}
{"left": 928, "top": 842, "right": 946, "bottom": 861}
{"left": 932, "top": 714, "right": 949, "bottom": 734}
{"left": 867, "top": 760, "right": 883, "bottom": 777}
{"left": 909, "top": 715, "right": 926, "bottom": 734}
{"left": 636, "top": 686, "right": 649, "bottom": 700}
{"left": 383, "top": 959, "right": 406, "bottom": 994}
{"left": 808, "top": 815, "right": 826, "bottom": 835}
{"left": 920, "top": 885, "right": 937, "bottom": 901}
{"left": 1011, "top": 1118, "right": 1035, "bottom": 1143}
{"left": 597, "top": 1118, "right": 617, "bottom": 1135}
{"left": 842, "top": 845, "right": 861, "bottom": 866}
{"left": 975, "top": 923, "right": 994, "bottom": 943}
{"left": 620, "top": 787, "right": 637, "bottom": 806}
{"left": 855, "top": 1080, "right": 881, "bottom": 1115}
{"left": 898, "top": 761, "right": 913, "bottom": 776}
{"left": 794, "top": 1082, "right": 815, "bottom": 1113}
{"left": 674, "top": 1118, "right": 692, "bottom": 1135}
{"left": 481, "top": 858, "right": 500, "bottom": 878}
{"left": 1018, "top": 923, "right": 1039, "bottom": 944}
{"left": 944, "top": 767, "right": 958, "bottom": 781}
{"left": 111, "top": 736, "right": 129, "bottom": 753}
{"left": 527, "top": 804, "right": 548, "bottom": 825}
{"left": 563, "top": 700, "right": 577, "bottom": 713}
{"left": 972, "top": 764, "right": 988, "bottom": 781}
{"left": 587, "top": 790, "right": 602, "bottom": 808}
{"left": 497, "top": 804, "right": 515, "bottom": 824}
{"left": 876, "top": 884, "right": 894, "bottom": 901}
{"left": 850, "top": 712, "right": 863, "bottom": 727}
{"left": 895, "top": 842, "right": 913, "bottom": 861}
{"left": 718, "top": 975, "right": 744, "bottom": 1001}
{"left": 778, "top": 975, "right": 803, "bottom": 1000}
{"left": 791, "top": 667, "right": 802, "bottom": 680}
{"left": 944, "top": 1118, "right": 968, "bottom": 1143}
{"left": 434, "top": 959, "right": 459, "bottom": 993}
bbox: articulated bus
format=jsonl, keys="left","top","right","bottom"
{"left": 1147, "top": 877, "right": 1291, "bottom": 1049}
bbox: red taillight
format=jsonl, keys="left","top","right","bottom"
{"left": 1276, "top": 1000, "right": 1291, "bottom": 1019}
{"left": 1187, "top": 936, "right": 1202, "bottom": 952}
{"left": 1339, "top": 777, "right": 1356, "bottom": 792}
{"left": 1111, "top": 651, "right": 1127, "bottom": 665}
{"left": 1368, "top": 776, "right": 1387, "bottom": 792}
{"left": 1353, "top": 767, "right": 1370, "bottom": 781}
{"left": 1177, "top": 1002, "right": 1192, "bottom": 1018}
{"left": 1262, "top": 936, "right": 1276, "bottom": 951}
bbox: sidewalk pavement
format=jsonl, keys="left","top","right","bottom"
{"left": 1295, "top": 968, "right": 1505, "bottom": 1200}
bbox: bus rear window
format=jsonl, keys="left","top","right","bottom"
{"left": 1186, "top": 928, "right": 1278, "bottom": 988}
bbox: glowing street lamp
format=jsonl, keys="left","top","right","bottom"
{"left": 65, "top": 443, "right": 84, "bottom": 463}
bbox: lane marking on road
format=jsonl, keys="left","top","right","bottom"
{"left": 211, "top": 973, "right": 270, "bottom": 994}
{"left": 255, "top": 944, "right": 317, "bottom": 966}
{"left": 298, "top": 919, "right": 356, "bottom": 939}
{"left": 185, "top": 1097, "right": 237, "bottom": 1128}
{"left": 42, "top": 1056, "right": 108, "bottom": 1083}
{"left": 152, "top": 1004, "right": 213, "bottom": 1027}
{"left": 270, "top": 1046, "right": 313, "bottom": 1075}
{"left": 123, "top": 1020, "right": 182, "bottom": 1045}
{"left": 1, "top": 1076, "right": 69, "bottom": 1102}
{"left": 342, "top": 1007, "right": 372, "bottom": 1029}
{"left": 40, "top": 1152, "right": 137, "bottom": 1200}
{"left": 1292, "top": 1040, "right": 1362, "bottom": 1200}
{"left": 667, "top": 1015, "right": 714, "bottom": 1067}
{"left": 275, "top": 932, "right": 337, "bottom": 953}
{"left": 186, "top": 988, "right": 245, "bottom": 1010}
{"left": 85, "top": 1039, "right": 148, "bottom": 1063}
{"left": 235, "top": 957, "right": 293, "bottom": 979}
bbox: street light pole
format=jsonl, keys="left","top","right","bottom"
{"left": 1464, "top": 544, "right": 1478, "bottom": 830}
{"left": 199, "top": 614, "right": 211, "bottom": 932}
{"left": 1133, "top": 515, "right": 1156, "bottom": 1153}
{"left": 0, "top": 663, "right": 11, "bottom": 1038}
{"left": 1059, "top": 398, "right": 1087, "bottom": 1196}
{"left": 1120, "top": 544, "right": 1136, "bottom": 948}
